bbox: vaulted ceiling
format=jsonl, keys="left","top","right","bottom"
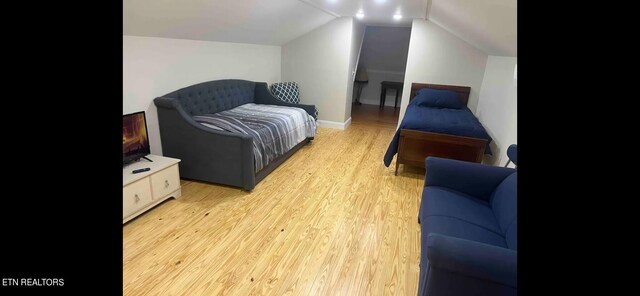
{"left": 123, "top": 0, "right": 335, "bottom": 46}
{"left": 429, "top": 0, "right": 517, "bottom": 56}
{"left": 124, "top": 0, "right": 517, "bottom": 56}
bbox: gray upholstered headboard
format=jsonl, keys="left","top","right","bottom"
{"left": 160, "top": 79, "right": 256, "bottom": 116}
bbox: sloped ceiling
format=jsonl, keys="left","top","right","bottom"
{"left": 359, "top": 26, "right": 412, "bottom": 72}
{"left": 429, "top": 0, "right": 517, "bottom": 56}
{"left": 123, "top": 0, "right": 335, "bottom": 45}
{"left": 123, "top": 0, "right": 516, "bottom": 56}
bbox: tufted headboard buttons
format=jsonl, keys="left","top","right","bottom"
{"left": 162, "top": 79, "right": 256, "bottom": 116}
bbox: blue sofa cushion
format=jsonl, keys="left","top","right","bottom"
{"left": 490, "top": 172, "right": 518, "bottom": 250}
{"left": 420, "top": 186, "right": 502, "bottom": 235}
{"left": 420, "top": 185, "right": 507, "bottom": 269}
{"left": 424, "top": 158, "right": 514, "bottom": 202}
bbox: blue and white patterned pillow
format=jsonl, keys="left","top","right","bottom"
{"left": 271, "top": 82, "right": 300, "bottom": 104}
{"left": 271, "top": 82, "right": 319, "bottom": 119}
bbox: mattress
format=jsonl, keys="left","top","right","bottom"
{"left": 383, "top": 104, "right": 493, "bottom": 167}
{"left": 194, "top": 103, "right": 317, "bottom": 172}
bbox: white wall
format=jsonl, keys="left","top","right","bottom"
{"left": 398, "top": 19, "right": 488, "bottom": 126}
{"left": 345, "top": 20, "right": 366, "bottom": 121}
{"left": 281, "top": 17, "right": 354, "bottom": 124}
{"left": 477, "top": 56, "right": 517, "bottom": 166}
{"left": 123, "top": 36, "right": 281, "bottom": 155}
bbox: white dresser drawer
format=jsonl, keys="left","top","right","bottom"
{"left": 150, "top": 164, "right": 180, "bottom": 199}
{"left": 123, "top": 178, "right": 152, "bottom": 219}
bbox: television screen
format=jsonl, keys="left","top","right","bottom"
{"left": 123, "top": 111, "right": 151, "bottom": 165}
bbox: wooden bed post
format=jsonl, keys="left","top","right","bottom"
{"left": 395, "top": 133, "right": 405, "bottom": 176}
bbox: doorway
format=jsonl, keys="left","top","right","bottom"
{"left": 352, "top": 25, "right": 412, "bottom": 129}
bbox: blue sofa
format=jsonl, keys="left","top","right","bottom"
{"left": 418, "top": 157, "right": 517, "bottom": 296}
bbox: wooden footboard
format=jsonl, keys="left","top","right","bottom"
{"left": 395, "top": 129, "right": 487, "bottom": 175}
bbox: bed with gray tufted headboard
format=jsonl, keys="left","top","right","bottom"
{"left": 154, "top": 79, "right": 317, "bottom": 191}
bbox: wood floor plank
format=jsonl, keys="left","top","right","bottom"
{"left": 124, "top": 117, "right": 424, "bottom": 296}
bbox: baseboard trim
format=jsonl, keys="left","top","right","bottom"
{"left": 360, "top": 99, "right": 399, "bottom": 107}
{"left": 317, "top": 117, "right": 352, "bottom": 130}
{"left": 344, "top": 117, "right": 352, "bottom": 129}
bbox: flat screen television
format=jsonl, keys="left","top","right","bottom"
{"left": 123, "top": 111, "right": 151, "bottom": 165}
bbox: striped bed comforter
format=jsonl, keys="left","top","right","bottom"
{"left": 193, "top": 103, "right": 317, "bottom": 173}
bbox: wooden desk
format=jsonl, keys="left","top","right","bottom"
{"left": 380, "top": 81, "right": 403, "bottom": 108}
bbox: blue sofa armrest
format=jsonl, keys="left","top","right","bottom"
{"left": 155, "top": 96, "right": 254, "bottom": 141}
{"left": 254, "top": 82, "right": 317, "bottom": 120}
{"left": 507, "top": 144, "right": 518, "bottom": 165}
{"left": 427, "top": 233, "right": 517, "bottom": 288}
{"left": 154, "top": 96, "right": 256, "bottom": 190}
{"left": 425, "top": 157, "right": 515, "bottom": 202}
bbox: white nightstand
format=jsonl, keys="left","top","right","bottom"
{"left": 123, "top": 155, "right": 181, "bottom": 224}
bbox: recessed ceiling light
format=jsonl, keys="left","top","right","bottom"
{"left": 393, "top": 13, "right": 402, "bottom": 20}
{"left": 356, "top": 11, "right": 365, "bottom": 19}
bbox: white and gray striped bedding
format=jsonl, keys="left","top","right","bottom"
{"left": 193, "top": 103, "right": 317, "bottom": 172}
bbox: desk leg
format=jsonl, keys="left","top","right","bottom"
{"left": 380, "top": 86, "right": 387, "bottom": 108}
{"left": 394, "top": 88, "right": 400, "bottom": 108}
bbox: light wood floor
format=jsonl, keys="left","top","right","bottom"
{"left": 123, "top": 123, "right": 425, "bottom": 295}
{"left": 351, "top": 103, "right": 400, "bottom": 129}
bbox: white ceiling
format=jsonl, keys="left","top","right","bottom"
{"left": 429, "top": 0, "right": 517, "bottom": 56}
{"left": 123, "top": 0, "right": 335, "bottom": 45}
{"left": 123, "top": 0, "right": 517, "bottom": 56}
{"left": 303, "top": 0, "right": 425, "bottom": 26}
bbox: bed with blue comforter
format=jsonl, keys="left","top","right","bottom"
{"left": 383, "top": 85, "right": 493, "bottom": 167}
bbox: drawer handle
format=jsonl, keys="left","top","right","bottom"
{"left": 134, "top": 194, "right": 140, "bottom": 203}
{"left": 165, "top": 180, "right": 170, "bottom": 188}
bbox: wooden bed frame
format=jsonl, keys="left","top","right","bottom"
{"left": 395, "top": 83, "right": 488, "bottom": 175}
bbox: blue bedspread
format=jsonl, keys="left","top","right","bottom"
{"left": 383, "top": 104, "right": 493, "bottom": 167}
